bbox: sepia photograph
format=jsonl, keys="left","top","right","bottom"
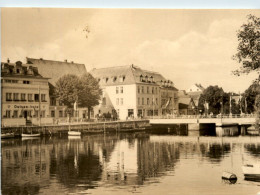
{"left": 1, "top": 8, "right": 260, "bottom": 195}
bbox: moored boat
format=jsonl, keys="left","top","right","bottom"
{"left": 22, "top": 133, "right": 40, "bottom": 137}
{"left": 1, "top": 133, "right": 15, "bottom": 139}
{"left": 68, "top": 131, "right": 81, "bottom": 136}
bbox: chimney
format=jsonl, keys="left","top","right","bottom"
{"left": 64, "top": 59, "right": 67, "bottom": 63}
{"left": 71, "top": 61, "right": 74, "bottom": 63}
{"left": 7, "top": 58, "right": 10, "bottom": 63}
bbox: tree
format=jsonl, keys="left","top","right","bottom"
{"left": 233, "top": 14, "right": 260, "bottom": 78}
{"left": 78, "top": 73, "right": 102, "bottom": 119}
{"left": 198, "top": 85, "right": 230, "bottom": 115}
{"left": 241, "top": 80, "right": 260, "bottom": 113}
{"left": 55, "top": 74, "right": 80, "bottom": 118}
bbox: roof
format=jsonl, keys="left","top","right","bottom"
{"left": 90, "top": 64, "right": 178, "bottom": 90}
{"left": 1, "top": 61, "right": 47, "bottom": 79}
{"left": 26, "top": 57, "right": 87, "bottom": 85}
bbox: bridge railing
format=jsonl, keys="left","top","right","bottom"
{"left": 148, "top": 114, "right": 256, "bottom": 120}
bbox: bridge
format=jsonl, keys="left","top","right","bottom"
{"left": 149, "top": 114, "right": 257, "bottom": 126}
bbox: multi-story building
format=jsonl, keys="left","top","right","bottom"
{"left": 26, "top": 57, "right": 87, "bottom": 121}
{"left": 90, "top": 65, "right": 178, "bottom": 120}
{"left": 1, "top": 60, "right": 50, "bottom": 126}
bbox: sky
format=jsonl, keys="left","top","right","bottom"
{"left": 1, "top": 8, "right": 259, "bottom": 93}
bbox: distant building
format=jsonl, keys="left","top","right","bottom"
{"left": 1, "top": 60, "right": 50, "bottom": 126}
{"left": 90, "top": 65, "right": 178, "bottom": 120}
{"left": 186, "top": 83, "right": 205, "bottom": 93}
{"left": 26, "top": 57, "right": 88, "bottom": 121}
{"left": 178, "top": 83, "right": 205, "bottom": 115}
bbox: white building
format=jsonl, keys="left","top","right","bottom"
{"left": 90, "top": 65, "right": 178, "bottom": 120}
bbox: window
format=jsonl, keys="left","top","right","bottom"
{"left": 21, "top": 93, "right": 26, "bottom": 101}
{"left": 6, "top": 110, "right": 11, "bottom": 118}
{"left": 155, "top": 87, "right": 158, "bottom": 94}
{"left": 152, "top": 87, "right": 154, "bottom": 94}
{"left": 147, "top": 98, "right": 150, "bottom": 105}
{"left": 156, "top": 98, "right": 158, "bottom": 105}
{"left": 138, "top": 86, "right": 140, "bottom": 93}
{"left": 16, "top": 69, "right": 20, "bottom": 74}
{"left": 28, "top": 111, "right": 32, "bottom": 117}
{"left": 5, "top": 80, "right": 12, "bottom": 83}
{"left": 59, "top": 110, "right": 63, "bottom": 117}
{"left": 12, "top": 80, "right": 18, "bottom": 83}
{"left": 28, "top": 94, "right": 33, "bottom": 102}
{"left": 13, "top": 110, "right": 18, "bottom": 118}
{"left": 116, "top": 87, "right": 119, "bottom": 94}
{"left": 147, "top": 87, "right": 149, "bottom": 94}
{"left": 113, "top": 76, "right": 117, "bottom": 82}
{"left": 116, "top": 98, "right": 119, "bottom": 105}
{"left": 41, "top": 94, "right": 46, "bottom": 102}
{"left": 51, "top": 110, "right": 55, "bottom": 117}
{"left": 35, "top": 110, "right": 39, "bottom": 117}
{"left": 119, "top": 76, "right": 125, "bottom": 82}
{"left": 34, "top": 94, "right": 39, "bottom": 102}
{"left": 120, "top": 98, "right": 123, "bottom": 105}
{"left": 120, "top": 86, "right": 123, "bottom": 93}
{"left": 23, "top": 80, "right": 30, "bottom": 84}
{"left": 142, "top": 86, "right": 144, "bottom": 93}
{"left": 142, "top": 98, "right": 144, "bottom": 105}
{"left": 14, "top": 93, "right": 19, "bottom": 101}
{"left": 6, "top": 93, "right": 12, "bottom": 101}
{"left": 140, "top": 75, "right": 143, "bottom": 82}
{"left": 41, "top": 111, "right": 46, "bottom": 118}
{"left": 105, "top": 78, "right": 109, "bottom": 83}
{"left": 138, "top": 97, "right": 140, "bottom": 105}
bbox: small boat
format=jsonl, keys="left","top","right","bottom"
{"left": 68, "top": 131, "right": 81, "bottom": 136}
{"left": 1, "top": 132, "right": 15, "bottom": 139}
{"left": 242, "top": 163, "right": 260, "bottom": 181}
{"left": 22, "top": 133, "right": 40, "bottom": 137}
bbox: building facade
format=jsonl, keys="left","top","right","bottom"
{"left": 26, "top": 57, "right": 88, "bottom": 122}
{"left": 1, "top": 61, "right": 50, "bottom": 126}
{"left": 90, "top": 65, "right": 178, "bottom": 120}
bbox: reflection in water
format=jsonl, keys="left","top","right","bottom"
{"left": 1, "top": 134, "right": 260, "bottom": 195}
{"left": 216, "top": 126, "right": 239, "bottom": 137}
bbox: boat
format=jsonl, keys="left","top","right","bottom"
{"left": 68, "top": 131, "right": 81, "bottom": 136}
{"left": 242, "top": 163, "right": 260, "bottom": 181}
{"left": 21, "top": 133, "right": 40, "bottom": 137}
{"left": 1, "top": 132, "right": 15, "bottom": 139}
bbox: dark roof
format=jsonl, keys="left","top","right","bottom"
{"left": 90, "top": 64, "right": 178, "bottom": 90}
{"left": 1, "top": 61, "right": 47, "bottom": 79}
{"left": 26, "top": 57, "right": 87, "bottom": 85}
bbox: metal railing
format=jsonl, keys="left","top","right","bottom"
{"left": 147, "top": 114, "right": 257, "bottom": 120}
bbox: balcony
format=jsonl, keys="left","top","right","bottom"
{"left": 6, "top": 99, "right": 12, "bottom": 102}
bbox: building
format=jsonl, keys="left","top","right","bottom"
{"left": 26, "top": 57, "right": 87, "bottom": 121}
{"left": 186, "top": 83, "right": 205, "bottom": 93}
{"left": 90, "top": 65, "right": 178, "bottom": 120}
{"left": 1, "top": 60, "right": 50, "bottom": 126}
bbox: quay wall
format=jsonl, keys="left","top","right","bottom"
{"left": 1, "top": 120, "right": 151, "bottom": 136}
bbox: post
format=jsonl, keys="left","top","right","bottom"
{"left": 38, "top": 85, "right": 41, "bottom": 126}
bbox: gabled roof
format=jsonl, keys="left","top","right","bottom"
{"left": 26, "top": 57, "right": 87, "bottom": 85}
{"left": 90, "top": 64, "right": 178, "bottom": 90}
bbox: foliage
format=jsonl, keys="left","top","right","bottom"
{"left": 78, "top": 73, "right": 102, "bottom": 119}
{"left": 198, "top": 85, "right": 228, "bottom": 114}
{"left": 55, "top": 73, "right": 102, "bottom": 119}
{"left": 233, "top": 14, "right": 260, "bottom": 78}
{"left": 55, "top": 74, "right": 80, "bottom": 108}
{"left": 241, "top": 80, "right": 260, "bottom": 113}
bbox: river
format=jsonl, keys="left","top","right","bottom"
{"left": 1, "top": 131, "right": 260, "bottom": 195}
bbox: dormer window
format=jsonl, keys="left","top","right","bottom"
{"left": 113, "top": 76, "right": 117, "bottom": 82}
{"left": 145, "top": 75, "right": 148, "bottom": 82}
{"left": 106, "top": 78, "right": 109, "bottom": 83}
{"left": 140, "top": 75, "right": 143, "bottom": 82}
{"left": 150, "top": 76, "right": 154, "bottom": 82}
{"left": 16, "top": 69, "right": 20, "bottom": 74}
{"left": 119, "top": 75, "right": 125, "bottom": 82}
